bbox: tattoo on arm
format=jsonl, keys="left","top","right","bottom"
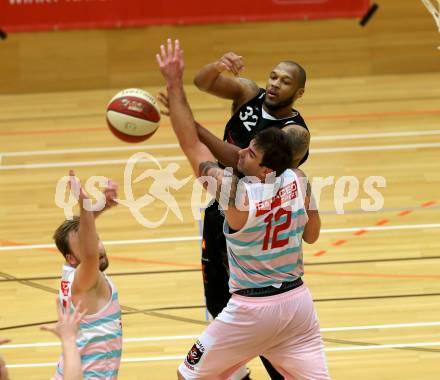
{"left": 199, "top": 161, "right": 219, "bottom": 177}
{"left": 306, "top": 181, "right": 312, "bottom": 197}
{"left": 222, "top": 168, "right": 240, "bottom": 208}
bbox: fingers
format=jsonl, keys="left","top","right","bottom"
{"left": 157, "top": 91, "right": 169, "bottom": 105}
{"left": 0, "top": 339, "right": 10, "bottom": 346}
{"left": 174, "top": 39, "right": 180, "bottom": 58}
{"left": 70, "top": 299, "right": 87, "bottom": 325}
{"left": 157, "top": 38, "right": 185, "bottom": 81}
{"left": 56, "top": 298, "right": 64, "bottom": 318}
{"left": 107, "top": 179, "right": 118, "bottom": 191}
{"left": 158, "top": 38, "right": 182, "bottom": 64}
{"left": 104, "top": 179, "right": 118, "bottom": 199}
{"left": 218, "top": 53, "right": 244, "bottom": 76}
{"left": 68, "top": 169, "right": 81, "bottom": 200}
{"left": 40, "top": 324, "right": 56, "bottom": 333}
{"left": 156, "top": 53, "right": 163, "bottom": 67}
{"left": 167, "top": 38, "right": 173, "bottom": 58}
{"left": 79, "top": 187, "right": 88, "bottom": 201}
{"left": 76, "top": 308, "right": 88, "bottom": 323}
{"left": 160, "top": 43, "right": 167, "bottom": 62}
{"left": 174, "top": 39, "right": 182, "bottom": 61}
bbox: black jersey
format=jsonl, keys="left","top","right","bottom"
{"left": 223, "top": 88, "right": 309, "bottom": 165}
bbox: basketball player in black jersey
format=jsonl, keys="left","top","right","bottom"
{"left": 193, "top": 52, "right": 310, "bottom": 380}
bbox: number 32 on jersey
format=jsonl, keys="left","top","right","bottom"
{"left": 239, "top": 106, "right": 258, "bottom": 131}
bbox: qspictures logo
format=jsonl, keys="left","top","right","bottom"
{"left": 54, "top": 152, "right": 386, "bottom": 228}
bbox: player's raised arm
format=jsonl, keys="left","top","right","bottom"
{"left": 156, "top": 90, "right": 240, "bottom": 169}
{"left": 68, "top": 170, "right": 101, "bottom": 292}
{"left": 156, "top": 39, "right": 217, "bottom": 176}
{"left": 194, "top": 122, "right": 240, "bottom": 170}
{"left": 157, "top": 39, "right": 248, "bottom": 230}
{"left": 193, "top": 52, "right": 259, "bottom": 109}
{"left": 93, "top": 179, "right": 118, "bottom": 219}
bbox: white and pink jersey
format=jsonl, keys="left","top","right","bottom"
{"left": 53, "top": 265, "right": 122, "bottom": 380}
{"left": 224, "top": 169, "right": 308, "bottom": 292}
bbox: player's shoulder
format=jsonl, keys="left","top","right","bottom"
{"left": 285, "top": 108, "right": 308, "bottom": 129}
{"left": 231, "top": 79, "right": 261, "bottom": 112}
{"left": 237, "top": 77, "right": 260, "bottom": 93}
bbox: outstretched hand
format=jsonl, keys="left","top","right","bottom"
{"left": 215, "top": 52, "right": 244, "bottom": 76}
{"left": 41, "top": 299, "right": 86, "bottom": 341}
{"left": 69, "top": 169, "right": 89, "bottom": 207}
{"left": 102, "top": 179, "right": 118, "bottom": 210}
{"left": 156, "top": 38, "right": 184, "bottom": 84}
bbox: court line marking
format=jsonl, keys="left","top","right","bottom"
{"left": 2, "top": 320, "right": 440, "bottom": 351}
{"left": 1, "top": 223, "right": 439, "bottom": 252}
{"left": 313, "top": 199, "right": 438, "bottom": 257}
{"left": 1, "top": 142, "right": 440, "bottom": 170}
{"left": 1, "top": 107, "right": 440, "bottom": 134}
{"left": 312, "top": 129, "right": 440, "bottom": 141}
{"left": 0, "top": 156, "right": 188, "bottom": 170}
{"left": 1, "top": 130, "right": 440, "bottom": 158}
{"left": 5, "top": 341, "right": 440, "bottom": 368}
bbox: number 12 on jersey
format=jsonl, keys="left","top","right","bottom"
{"left": 262, "top": 209, "right": 292, "bottom": 251}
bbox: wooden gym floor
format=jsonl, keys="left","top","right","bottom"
{"left": 0, "top": 21, "right": 440, "bottom": 380}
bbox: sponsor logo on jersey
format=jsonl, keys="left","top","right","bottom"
{"left": 255, "top": 181, "right": 298, "bottom": 216}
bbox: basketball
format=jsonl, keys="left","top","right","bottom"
{"left": 106, "top": 88, "right": 161, "bottom": 143}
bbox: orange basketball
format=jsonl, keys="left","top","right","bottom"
{"left": 106, "top": 88, "right": 161, "bottom": 143}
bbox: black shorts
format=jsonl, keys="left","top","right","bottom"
{"left": 201, "top": 201, "right": 231, "bottom": 318}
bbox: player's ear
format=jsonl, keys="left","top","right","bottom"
{"left": 294, "top": 88, "right": 305, "bottom": 101}
{"left": 261, "top": 167, "right": 273, "bottom": 178}
{"left": 65, "top": 253, "right": 78, "bottom": 266}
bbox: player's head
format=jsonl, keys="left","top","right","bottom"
{"left": 237, "top": 127, "right": 293, "bottom": 179}
{"left": 282, "top": 125, "right": 310, "bottom": 167}
{"left": 53, "top": 216, "right": 109, "bottom": 271}
{"left": 264, "top": 61, "right": 306, "bottom": 111}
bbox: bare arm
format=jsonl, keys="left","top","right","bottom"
{"left": 69, "top": 171, "right": 100, "bottom": 292}
{"left": 199, "top": 162, "right": 248, "bottom": 230}
{"left": 193, "top": 52, "right": 259, "bottom": 110}
{"left": 157, "top": 39, "right": 249, "bottom": 230}
{"left": 302, "top": 182, "right": 321, "bottom": 244}
{"left": 158, "top": 46, "right": 216, "bottom": 175}
{"left": 195, "top": 122, "right": 239, "bottom": 170}
{"left": 156, "top": 91, "right": 240, "bottom": 169}
{"left": 0, "top": 356, "right": 8, "bottom": 380}
{"left": 41, "top": 299, "right": 86, "bottom": 380}
{"left": 294, "top": 169, "right": 321, "bottom": 244}
{"left": 0, "top": 339, "right": 10, "bottom": 380}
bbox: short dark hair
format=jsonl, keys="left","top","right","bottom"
{"left": 283, "top": 125, "right": 310, "bottom": 164}
{"left": 253, "top": 127, "right": 294, "bottom": 176}
{"left": 53, "top": 216, "right": 80, "bottom": 258}
{"left": 281, "top": 61, "right": 306, "bottom": 88}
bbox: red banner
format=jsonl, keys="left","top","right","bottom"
{"left": 0, "top": 0, "right": 370, "bottom": 33}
